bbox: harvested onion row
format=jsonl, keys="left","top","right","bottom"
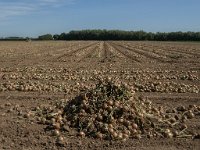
{"left": 27, "top": 78, "right": 200, "bottom": 141}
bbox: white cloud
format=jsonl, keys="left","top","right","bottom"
{"left": 0, "top": 3, "right": 35, "bottom": 19}
{"left": 0, "top": 0, "right": 75, "bottom": 19}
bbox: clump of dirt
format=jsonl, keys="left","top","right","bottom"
{"left": 30, "top": 78, "right": 200, "bottom": 143}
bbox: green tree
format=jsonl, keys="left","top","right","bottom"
{"left": 52, "top": 30, "right": 200, "bottom": 41}
{"left": 53, "top": 34, "right": 59, "bottom": 40}
{"left": 38, "top": 34, "right": 53, "bottom": 40}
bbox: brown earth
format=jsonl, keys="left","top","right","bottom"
{"left": 0, "top": 41, "right": 200, "bottom": 150}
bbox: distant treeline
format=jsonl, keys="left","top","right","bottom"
{"left": 0, "top": 37, "right": 27, "bottom": 41}
{"left": 52, "top": 30, "right": 200, "bottom": 41}
{"left": 1, "top": 30, "right": 200, "bottom": 41}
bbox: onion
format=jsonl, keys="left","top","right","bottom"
{"left": 108, "top": 128, "right": 114, "bottom": 133}
{"left": 169, "top": 117, "right": 176, "bottom": 124}
{"left": 79, "top": 131, "right": 85, "bottom": 137}
{"left": 114, "top": 101, "right": 120, "bottom": 108}
{"left": 107, "top": 106, "right": 113, "bottom": 111}
{"left": 132, "top": 123, "right": 138, "bottom": 129}
{"left": 96, "top": 132, "right": 103, "bottom": 139}
{"left": 108, "top": 124, "right": 113, "bottom": 129}
{"left": 172, "top": 130, "right": 179, "bottom": 137}
{"left": 112, "top": 132, "right": 118, "bottom": 139}
{"left": 131, "top": 129, "right": 137, "bottom": 135}
{"left": 165, "top": 129, "right": 171, "bottom": 133}
{"left": 118, "top": 118, "right": 124, "bottom": 123}
{"left": 53, "top": 129, "right": 60, "bottom": 136}
{"left": 51, "top": 118, "right": 56, "bottom": 124}
{"left": 97, "top": 114, "right": 103, "bottom": 121}
{"left": 165, "top": 132, "right": 173, "bottom": 138}
{"left": 108, "top": 100, "right": 113, "bottom": 106}
{"left": 56, "top": 115, "right": 63, "bottom": 123}
{"left": 186, "top": 111, "right": 194, "bottom": 119}
{"left": 123, "top": 130, "right": 131, "bottom": 135}
{"left": 118, "top": 132, "right": 123, "bottom": 140}
{"left": 103, "top": 103, "right": 108, "bottom": 109}
{"left": 53, "top": 123, "right": 61, "bottom": 130}
{"left": 56, "top": 136, "right": 64, "bottom": 144}
{"left": 135, "top": 134, "right": 141, "bottom": 139}
{"left": 123, "top": 133, "right": 129, "bottom": 139}
{"left": 24, "top": 113, "right": 30, "bottom": 118}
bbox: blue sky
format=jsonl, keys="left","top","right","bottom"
{"left": 0, "top": 0, "right": 200, "bottom": 37}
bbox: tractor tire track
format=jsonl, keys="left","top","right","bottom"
{"left": 147, "top": 44, "right": 200, "bottom": 58}
{"left": 54, "top": 42, "right": 98, "bottom": 61}
{"left": 104, "top": 42, "right": 123, "bottom": 59}
{"left": 100, "top": 42, "right": 113, "bottom": 62}
{"left": 77, "top": 44, "right": 99, "bottom": 62}
{"left": 114, "top": 42, "right": 169, "bottom": 63}
{"left": 109, "top": 42, "right": 141, "bottom": 63}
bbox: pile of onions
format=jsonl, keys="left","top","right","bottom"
{"left": 30, "top": 78, "right": 200, "bottom": 141}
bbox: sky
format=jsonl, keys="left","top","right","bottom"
{"left": 0, "top": 0, "right": 200, "bottom": 37}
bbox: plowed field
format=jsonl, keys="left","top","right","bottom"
{"left": 0, "top": 41, "right": 200, "bottom": 150}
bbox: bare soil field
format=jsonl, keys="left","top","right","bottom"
{"left": 0, "top": 41, "right": 200, "bottom": 150}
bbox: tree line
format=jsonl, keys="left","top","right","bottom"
{"left": 1, "top": 30, "right": 200, "bottom": 41}
{"left": 50, "top": 30, "right": 200, "bottom": 41}
{"left": 0, "top": 37, "right": 27, "bottom": 41}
